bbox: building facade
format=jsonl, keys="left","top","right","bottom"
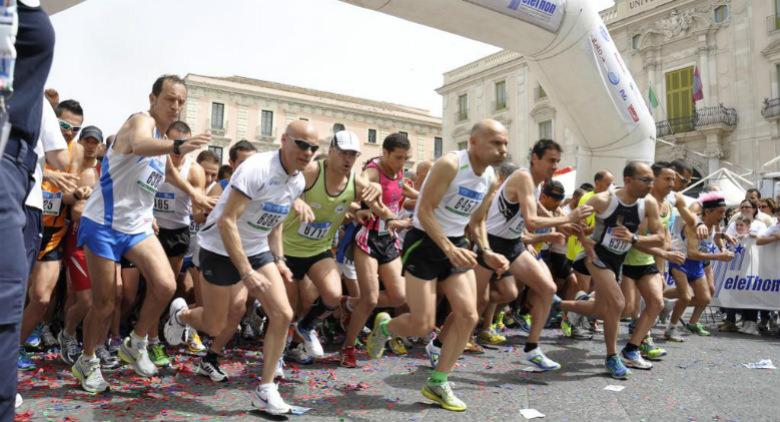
{"left": 438, "top": 0, "right": 780, "bottom": 184}
{"left": 183, "top": 74, "right": 442, "bottom": 170}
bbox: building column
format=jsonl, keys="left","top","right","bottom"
{"left": 704, "top": 131, "right": 721, "bottom": 174}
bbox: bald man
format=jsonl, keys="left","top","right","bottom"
{"left": 365, "top": 119, "right": 510, "bottom": 412}
{"left": 168, "top": 120, "right": 318, "bottom": 415}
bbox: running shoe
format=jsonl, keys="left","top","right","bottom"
{"left": 96, "top": 344, "right": 121, "bottom": 370}
{"left": 340, "top": 346, "right": 357, "bottom": 368}
{"left": 163, "top": 298, "right": 190, "bottom": 346}
{"left": 58, "top": 330, "right": 81, "bottom": 366}
{"left": 718, "top": 320, "right": 739, "bottom": 332}
{"left": 148, "top": 342, "right": 172, "bottom": 367}
{"left": 41, "top": 324, "right": 58, "bottom": 348}
{"left": 366, "top": 312, "right": 391, "bottom": 359}
{"left": 388, "top": 337, "right": 408, "bottom": 355}
{"left": 24, "top": 325, "right": 42, "bottom": 349}
{"left": 17, "top": 347, "right": 35, "bottom": 371}
{"left": 463, "top": 338, "right": 484, "bottom": 354}
{"left": 686, "top": 322, "right": 711, "bottom": 336}
{"left": 294, "top": 322, "right": 324, "bottom": 358}
{"left": 252, "top": 384, "right": 291, "bottom": 415}
{"left": 620, "top": 347, "right": 653, "bottom": 369}
{"left": 739, "top": 321, "right": 760, "bottom": 336}
{"left": 664, "top": 325, "right": 684, "bottom": 342}
{"left": 187, "top": 331, "right": 207, "bottom": 354}
{"left": 421, "top": 382, "right": 466, "bottom": 412}
{"left": 72, "top": 354, "right": 108, "bottom": 393}
{"left": 639, "top": 336, "right": 667, "bottom": 360}
{"left": 605, "top": 354, "right": 631, "bottom": 380}
{"left": 118, "top": 336, "right": 158, "bottom": 377}
{"left": 425, "top": 339, "right": 441, "bottom": 368}
{"left": 520, "top": 347, "right": 561, "bottom": 371}
{"left": 195, "top": 357, "right": 228, "bottom": 382}
{"left": 286, "top": 342, "right": 314, "bottom": 365}
{"left": 477, "top": 328, "right": 506, "bottom": 345}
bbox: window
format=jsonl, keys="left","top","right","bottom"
{"left": 457, "top": 94, "right": 468, "bottom": 121}
{"left": 538, "top": 120, "right": 553, "bottom": 139}
{"left": 776, "top": 0, "right": 780, "bottom": 30}
{"left": 333, "top": 123, "right": 345, "bottom": 133}
{"left": 368, "top": 129, "right": 377, "bottom": 144}
{"left": 665, "top": 66, "right": 695, "bottom": 133}
{"left": 632, "top": 34, "right": 641, "bottom": 50}
{"left": 457, "top": 141, "right": 467, "bottom": 150}
{"left": 211, "top": 102, "right": 224, "bottom": 129}
{"left": 776, "top": 64, "right": 780, "bottom": 97}
{"left": 434, "top": 137, "right": 443, "bottom": 159}
{"left": 495, "top": 80, "right": 507, "bottom": 110}
{"left": 260, "top": 110, "right": 273, "bottom": 137}
{"left": 208, "top": 145, "right": 223, "bottom": 163}
{"left": 299, "top": 117, "right": 309, "bottom": 121}
{"left": 398, "top": 131, "right": 408, "bottom": 137}
{"left": 713, "top": 5, "right": 728, "bottom": 23}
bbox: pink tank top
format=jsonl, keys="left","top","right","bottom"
{"left": 364, "top": 159, "right": 404, "bottom": 233}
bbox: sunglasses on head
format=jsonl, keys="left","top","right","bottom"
{"left": 59, "top": 120, "right": 81, "bottom": 133}
{"left": 293, "top": 138, "right": 319, "bottom": 153}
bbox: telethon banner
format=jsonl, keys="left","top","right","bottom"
{"left": 711, "top": 238, "right": 780, "bottom": 310}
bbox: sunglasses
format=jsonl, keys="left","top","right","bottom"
{"left": 293, "top": 139, "right": 319, "bottom": 153}
{"left": 675, "top": 172, "right": 690, "bottom": 185}
{"left": 59, "top": 120, "right": 81, "bottom": 133}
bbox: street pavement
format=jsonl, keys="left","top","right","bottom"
{"left": 16, "top": 316, "right": 780, "bottom": 421}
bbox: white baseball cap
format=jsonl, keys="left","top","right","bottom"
{"left": 332, "top": 130, "right": 361, "bottom": 153}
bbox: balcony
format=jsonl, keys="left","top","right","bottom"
{"left": 206, "top": 118, "right": 228, "bottom": 137}
{"left": 455, "top": 111, "right": 469, "bottom": 122}
{"left": 492, "top": 100, "right": 508, "bottom": 113}
{"left": 762, "top": 98, "right": 780, "bottom": 120}
{"left": 254, "top": 125, "right": 277, "bottom": 143}
{"left": 655, "top": 105, "right": 737, "bottom": 137}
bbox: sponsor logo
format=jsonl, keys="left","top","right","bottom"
{"left": 618, "top": 88, "right": 628, "bottom": 101}
{"left": 608, "top": 71, "right": 620, "bottom": 85}
{"left": 600, "top": 25, "right": 610, "bottom": 42}
{"left": 335, "top": 204, "right": 346, "bottom": 214}
{"left": 512, "top": 0, "right": 558, "bottom": 15}
{"left": 627, "top": 105, "right": 640, "bottom": 122}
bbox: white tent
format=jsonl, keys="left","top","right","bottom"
{"left": 681, "top": 168, "right": 752, "bottom": 207}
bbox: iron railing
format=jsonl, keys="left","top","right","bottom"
{"left": 761, "top": 98, "right": 780, "bottom": 119}
{"left": 655, "top": 105, "right": 737, "bottom": 137}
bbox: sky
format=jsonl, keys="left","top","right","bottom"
{"left": 47, "top": 0, "right": 614, "bottom": 135}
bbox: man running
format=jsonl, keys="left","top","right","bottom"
{"left": 365, "top": 119, "right": 510, "bottom": 411}
{"left": 71, "top": 75, "right": 210, "bottom": 393}
{"left": 560, "top": 161, "right": 664, "bottom": 379}
{"left": 282, "top": 131, "right": 380, "bottom": 368}
{"left": 340, "top": 132, "right": 417, "bottom": 367}
{"left": 168, "top": 120, "right": 317, "bottom": 415}
{"left": 475, "top": 139, "right": 591, "bottom": 371}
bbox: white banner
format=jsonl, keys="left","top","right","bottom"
{"left": 711, "top": 238, "right": 780, "bottom": 310}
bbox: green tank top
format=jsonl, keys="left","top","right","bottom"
{"left": 283, "top": 161, "right": 355, "bottom": 257}
{"left": 624, "top": 201, "right": 671, "bottom": 266}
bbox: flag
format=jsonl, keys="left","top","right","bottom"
{"left": 648, "top": 85, "right": 659, "bottom": 109}
{"left": 692, "top": 66, "right": 704, "bottom": 102}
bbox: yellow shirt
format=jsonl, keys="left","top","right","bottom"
{"left": 566, "top": 191, "right": 596, "bottom": 261}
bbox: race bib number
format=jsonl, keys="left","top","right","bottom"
{"left": 154, "top": 192, "right": 175, "bottom": 213}
{"left": 137, "top": 159, "right": 165, "bottom": 194}
{"left": 298, "top": 221, "right": 332, "bottom": 240}
{"left": 189, "top": 218, "right": 200, "bottom": 236}
{"left": 42, "top": 191, "right": 62, "bottom": 216}
{"left": 445, "top": 186, "right": 485, "bottom": 217}
{"left": 601, "top": 227, "right": 631, "bottom": 254}
{"left": 247, "top": 202, "right": 290, "bottom": 232}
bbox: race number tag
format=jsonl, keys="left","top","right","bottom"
{"left": 601, "top": 227, "right": 631, "bottom": 254}
{"left": 298, "top": 221, "right": 332, "bottom": 240}
{"left": 42, "top": 191, "right": 62, "bottom": 216}
{"left": 445, "top": 186, "right": 485, "bottom": 217}
{"left": 189, "top": 217, "right": 200, "bottom": 236}
{"left": 509, "top": 215, "right": 527, "bottom": 235}
{"left": 137, "top": 158, "right": 165, "bottom": 194}
{"left": 247, "top": 202, "right": 290, "bottom": 232}
{"left": 154, "top": 192, "right": 175, "bottom": 213}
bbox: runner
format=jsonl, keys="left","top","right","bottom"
{"left": 474, "top": 140, "right": 591, "bottom": 371}
{"left": 71, "top": 75, "right": 210, "bottom": 393}
{"left": 340, "top": 132, "right": 418, "bottom": 367}
{"left": 560, "top": 161, "right": 664, "bottom": 379}
{"left": 365, "top": 119, "right": 509, "bottom": 411}
{"left": 282, "top": 131, "right": 380, "bottom": 368}
{"left": 169, "top": 120, "right": 317, "bottom": 414}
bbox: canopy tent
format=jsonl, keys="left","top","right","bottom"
{"left": 552, "top": 166, "right": 577, "bottom": 198}
{"left": 681, "top": 167, "right": 752, "bottom": 207}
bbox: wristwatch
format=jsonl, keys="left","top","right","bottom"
{"left": 273, "top": 255, "right": 286, "bottom": 263}
{"left": 173, "top": 139, "right": 186, "bottom": 155}
{"left": 630, "top": 233, "right": 638, "bottom": 245}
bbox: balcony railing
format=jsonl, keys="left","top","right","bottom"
{"left": 762, "top": 98, "right": 780, "bottom": 119}
{"left": 655, "top": 105, "right": 737, "bottom": 137}
{"left": 455, "top": 111, "right": 468, "bottom": 122}
{"left": 767, "top": 15, "right": 780, "bottom": 34}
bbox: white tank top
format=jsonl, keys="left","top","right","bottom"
{"left": 82, "top": 115, "right": 165, "bottom": 234}
{"left": 485, "top": 177, "right": 524, "bottom": 239}
{"left": 413, "top": 150, "right": 495, "bottom": 237}
{"left": 198, "top": 151, "right": 305, "bottom": 257}
{"left": 186, "top": 181, "right": 216, "bottom": 258}
{"left": 154, "top": 156, "right": 194, "bottom": 230}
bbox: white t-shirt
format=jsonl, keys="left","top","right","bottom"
{"left": 25, "top": 98, "right": 68, "bottom": 210}
{"left": 198, "top": 151, "right": 305, "bottom": 257}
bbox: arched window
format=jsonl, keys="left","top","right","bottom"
{"left": 714, "top": 5, "right": 728, "bottom": 23}
{"left": 632, "top": 34, "right": 641, "bottom": 50}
